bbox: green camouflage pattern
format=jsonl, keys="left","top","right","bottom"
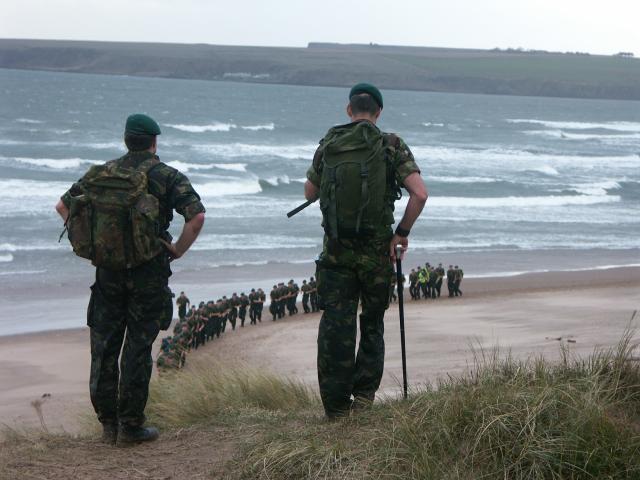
{"left": 66, "top": 157, "right": 163, "bottom": 269}
{"left": 307, "top": 121, "right": 420, "bottom": 241}
{"left": 62, "top": 151, "right": 206, "bottom": 242}
{"left": 317, "top": 121, "right": 397, "bottom": 239}
{"left": 315, "top": 236, "right": 393, "bottom": 417}
{"left": 88, "top": 254, "right": 173, "bottom": 427}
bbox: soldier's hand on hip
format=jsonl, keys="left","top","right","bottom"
{"left": 160, "top": 239, "right": 183, "bottom": 261}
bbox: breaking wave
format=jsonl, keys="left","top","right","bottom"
{"left": 193, "top": 143, "right": 316, "bottom": 159}
{"left": 507, "top": 119, "right": 640, "bottom": 132}
{"left": 165, "top": 160, "right": 247, "bottom": 173}
{"left": 166, "top": 123, "right": 237, "bottom": 133}
{"left": 241, "top": 123, "right": 275, "bottom": 131}
{"left": 166, "top": 122, "right": 275, "bottom": 133}
{"left": 0, "top": 156, "right": 102, "bottom": 170}
{"left": 15, "top": 118, "right": 43, "bottom": 124}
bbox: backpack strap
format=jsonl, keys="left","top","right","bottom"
{"left": 383, "top": 133, "right": 403, "bottom": 201}
{"left": 326, "top": 166, "right": 339, "bottom": 240}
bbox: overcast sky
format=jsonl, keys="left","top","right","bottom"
{"left": 2, "top": 0, "right": 638, "bottom": 56}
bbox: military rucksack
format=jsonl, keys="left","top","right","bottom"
{"left": 318, "top": 121, "right": 402, "bottom": 239}
{"left": 64, "top": 157, "right": 163, "bottom": 270}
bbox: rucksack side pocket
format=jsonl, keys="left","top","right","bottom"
{"left": 130, "top": 193, "right": 163, "bottom": 266}
{"left": 67, "top": 195, "right": 93, "bottom": 261}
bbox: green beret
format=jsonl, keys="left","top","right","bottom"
{"left": 125, "top": 113, "right": 161, "bottom": 136}
{"left": 349, "top": 83, "right": 383, "bottom": 109}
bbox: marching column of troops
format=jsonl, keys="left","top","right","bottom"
{"left": 392, "top": 263, "right": 464, "bottom": 303}
{"left": 156, "top": 277, "right": 319, "bottom": 371}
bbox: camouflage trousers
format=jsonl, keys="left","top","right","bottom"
{"left": 316, "top": 236, "right": 393, "bottom": 417}
{"left": 88, "top": 254, "right": 173, "bottom": 427}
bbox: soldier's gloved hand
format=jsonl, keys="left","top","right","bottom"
{"left": 160, "top": 239, "right": 183, "bottom": 261}
{"left": 390, "top": 234, "right": 408, "bottom": 262}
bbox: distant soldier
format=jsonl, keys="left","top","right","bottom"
{"left": 55, "top": 113, "right": 205, "bottom": 445}
{"left": 220, "top": 296, "right": 230, "bottom": 332}
{"left": 418, "top": 267, "right": 428, "bottom": 299}
{"left": 229, "top": 292, "right": 239, "bottom": 330}
{"left": 408, "top": 268, "right": 417, "bottom": 300}
{"left": 309, "top": 277, "right": 318, "bottom": 312}
{"left": 447, "top": 265, "right": 455, "bottom": 297}
{"left": 204, "top": 301, "right": 214, "bottom": 341}
{"left": 176, "top": 291, "right": 190, "bottom": 320}
{"left": 269, "top": 285, "right": 278, "bottom": 321}
{"left": 435, "top": 263, "right": 445, "bottom": 298}
{"left": 454, "top": 265, "right": 464, "bottom": 296}
{"left": 287, "top": 279, "right": 299, "bottom": 315}
{"left": 428, "top": 266, "right": 437, "bottom": 299}
{"left": 301, "top": 279, "right": 311, "bottom": 313}
{"left": 257, "top": 288, "right": 265, "bottom": 321}
{"left": 277, "top": 283, "right": 287, "bottom": 318}
{"left": 239, "top": 292, "right": 249, "bottom": 327}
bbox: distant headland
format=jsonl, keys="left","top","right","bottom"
{"left": 1, "top": 39, "right": 639, "bottom": 101}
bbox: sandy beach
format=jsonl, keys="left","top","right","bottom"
{"left": 1, "top": 266, "right": 638, "bottom": 434}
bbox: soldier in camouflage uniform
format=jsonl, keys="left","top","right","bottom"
{"left": 176, "top": 291, "right": 190, "bottom": 320}
{"left": 239, "top": 292, "right": 249, "bottom": 327}
{"left": 249, "top": 288, "right": 259, "bottom": 324}
{"left": 309, "top": 277, "right": 318, "bottom": 312}
{"left": 55, "top": 114, "right": 205, "bottom": 444}
{"left": 304, "top": 84, "right": 427, "bottom": 418}
{"left": 301, "top": 279, "right": 311, "bottom": 313}
{"left": 257, "top": 288, "right": 265, "bottom": 321}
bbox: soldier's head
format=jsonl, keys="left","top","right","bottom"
{"left": 310, "top": 276, "right": 314, "bottom": 281}
{"left": 252, "top": 288, "right": 256, "bottom": 292}
{"left": 347, "top": 83, "right": 382, "bottom": 123}
{"left": 303, "top": 279, "right": 307, "bottom": 284}
{"left": 232, "top": 292, "right": 237, "bottom": 297}
{"left": 241, "top": 292, "right": 245, "bottom": 296}
{"left": 449, "top": 265, "right": 453, "bottom": 268}
{"left": 124, "top": 114, "right": 160, "bottom": 153}
{"left": 455, "top": 265, "right": 459, "bottom": 268}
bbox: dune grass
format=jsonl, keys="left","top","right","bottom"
{"left": 3, "top": 332, "right": 640, "bottom": 479}
{"left": 229, "top": 332, "right": 640, "bottom": 479}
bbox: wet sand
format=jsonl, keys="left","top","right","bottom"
{"left": 1, "top": 267, "right": 638, "bottom": 433}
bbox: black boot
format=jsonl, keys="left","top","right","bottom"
{"left": 101, "top": 423, "right": 118, "bottom": 445}
{"left": 116, "top": 425, "right": 159, "bottom": 446}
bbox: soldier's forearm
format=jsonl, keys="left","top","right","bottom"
{"left": 174, "top": 212, "right": 205, "bottom": 257}
{"left": 398, "top": 173, "right": 428, "bottom": 232}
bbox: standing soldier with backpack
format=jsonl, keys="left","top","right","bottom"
{"left": 304, "top": 84, "right": 427, "bottom": 419}
{"left": 55, "top": 114, "right": 205, "bottom": 445}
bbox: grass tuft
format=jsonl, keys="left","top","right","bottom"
{"left": 146, "top": 358, "right": 319, "bottom": 428}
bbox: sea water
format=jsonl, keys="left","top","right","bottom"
{"left": 0, "top": 68, "right": 638, "bottom": 333}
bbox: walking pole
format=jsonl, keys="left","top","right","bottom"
{"left": 395, "top": 245, "right": 408, "bottom": 400}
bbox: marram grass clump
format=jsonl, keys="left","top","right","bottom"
{"left": 231, "top": 332, "right": 640, "bottom": 480}
{"left": 146, "top": 359, "right": 319, "bottom": 428}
